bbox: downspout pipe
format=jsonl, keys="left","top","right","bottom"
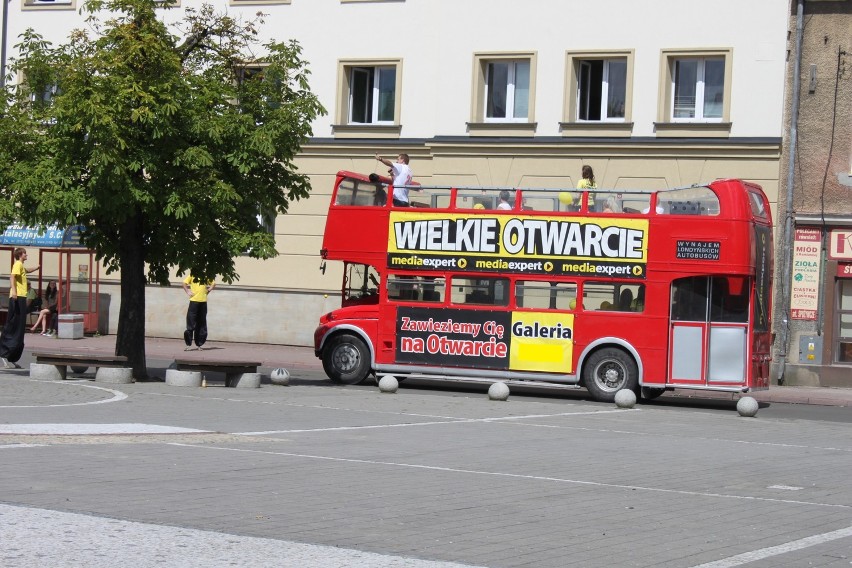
{"left": 1, "top": 0, "right": 9, "bottom": 90}
{"left": 776, "top": 0, "right": 805, "bottom": 385}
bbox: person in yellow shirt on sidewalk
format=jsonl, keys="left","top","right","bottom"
{"left": 182, "top": 274, "right": 215, "bottom": 351}
{"left": 0, "top": 248, "right": 40, "bottom": 368}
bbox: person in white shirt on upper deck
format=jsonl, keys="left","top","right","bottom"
{"left": 375, "top": 153, "right": 413, "bottom": 206}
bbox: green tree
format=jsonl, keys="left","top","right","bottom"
{"left": 0, "top": 0, "right": 325, "bottom": 378}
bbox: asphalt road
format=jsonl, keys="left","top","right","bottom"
{"left": 2, "top": 359, "right": 851, "bottom": 567}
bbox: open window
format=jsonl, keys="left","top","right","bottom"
{"left": 561, "top": 50, "right": 634, "bottom": 137}
{"left": 334, "top": 59, "right": 402, "bottom": 138}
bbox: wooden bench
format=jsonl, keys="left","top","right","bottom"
{"left": 32, "top": 351, "right": 129, "bottom": 381}
{"left": 173, "top": 358, "right": 262, "bottom": 388}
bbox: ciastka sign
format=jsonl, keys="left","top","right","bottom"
{"left": 790, "top": 228, "right": 821, "bottom": 320}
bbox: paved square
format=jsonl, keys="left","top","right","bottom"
{"left": 1, "top": 372, "right": 851, "bottom": 567}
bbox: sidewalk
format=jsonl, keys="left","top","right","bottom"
{"left": 17, "top": 332, "right": 852, "bottom": 408}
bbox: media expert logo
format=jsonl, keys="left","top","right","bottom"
{"left": 387, "top": 212, "right": 649, "bottom": 279}
{"left": 395, "top": 307, "right": 574, "bottom": 374}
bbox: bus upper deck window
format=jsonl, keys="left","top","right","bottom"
{"left": 659, "top": 186, "right": 720, "bottom": 216}
{"left": 748, "top": 191, "right": 768, "bottom": 220}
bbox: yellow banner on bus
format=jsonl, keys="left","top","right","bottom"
{"left": 509, "top": 312, "right": 574, "bottom": 373}
{"left": 388, "top": 211, "right": 649, "bottom": 279}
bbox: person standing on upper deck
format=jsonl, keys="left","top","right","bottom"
{"left": 577, "top": 165, "right": 596, "bottom": 190}
{"left": 497, "top": 190, "right": 513, "bottom": 210}
{"left": 0, "top": 248, "right": 40, "bottom": 368}
{"left": 375, "top": 152, "right": 413, "bottom": 207}
{"left": 577, "top": 165, "right": 597, "bottom": 210}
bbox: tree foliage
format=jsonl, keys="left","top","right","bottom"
{"left": 0, "top": 0, "right": 325, "bottom": 376}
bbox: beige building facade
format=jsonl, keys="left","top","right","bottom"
{"left": 3, "top": 1, "right": 789, "bottom": 352}
{"left": 775, "top": 0, "right": 852, "bottom": 387}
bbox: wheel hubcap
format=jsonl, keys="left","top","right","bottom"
{"left": 596, "top": 361, "right": 625, "bottom": 392}
{"left": 334, "top": 344, "right": 360, "bottom": 373}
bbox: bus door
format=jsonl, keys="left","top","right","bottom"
{"left": 668, "top": 276, "right": 749, "bottom": 387}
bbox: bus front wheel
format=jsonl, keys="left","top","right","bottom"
{"left": 323, "top": 334, "right": 371, "bottom": 385}
{"left": 583, "top": 348, "right": 638, "bottom": 403}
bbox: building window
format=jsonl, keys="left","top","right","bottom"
{"left": 333, "top": 59, "right": 402, "bottom": 138}
{"left": 672, "top": 57, "right": 724, "bottom": 120}
{"left": 836, "top": 279, "right": 852, "bottom": 364}
{"left": 656, "top": 49, "right": 732, "bottom": 136}
{"left": 23, "top": 0, "right": 75, "bottom": 8}
{"left": 577, "top": 59, "right": 626, "bottom": 121}
{"left": 230, "top": 0, "right": 291, "bottom": 5}
{"left": 485, "top": 59, "right": 529, "bottom": 122}
{"left": 561, "top": 51, "right": 633, "bottom": 137}
{"left": 349, "top": 66, "right": 396, "bottom": 124}
{"left": 469, "top": 52, "right": 536, "bottom": 136}
{"left": 29, "top": 82, "right": 60, "bottom": 105}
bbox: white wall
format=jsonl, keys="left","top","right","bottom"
{"left": 6, "top": 0, "right": 790, "bottom": 139}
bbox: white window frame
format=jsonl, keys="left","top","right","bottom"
{"left": 670, "top": 57, "right": 725, "bottom": 122}
{"left": 334, "top": 58, "right": 402, "bottom": 138}
{"left": 484, "top": 59, "right": 529, "bottom": 123}
{"left": 23, "top": 0, "right": 75, "bottom": 8}
{"left": 576, "top": 58, "right": 627, "bottom": 122}
{"left": 655, "top": 48, "right": 732, "bottom": 137}
{"left": 229, "top": 0, "right": 291, "bottom": 5}
{"left": 30, "top": 82, "right": 60, "bottom": 104}
{"left": 560, "top": 50, "right": 633, "bottom": 137}
{"left": 348, "top": 65, "right": 396, "bottom": 125}
{"left": 469, "top": 52, "right": 536, "bottom": 136}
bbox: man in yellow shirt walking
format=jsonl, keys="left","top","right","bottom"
{"left": 182, "top": 274, "right": 215, "bottom": 351}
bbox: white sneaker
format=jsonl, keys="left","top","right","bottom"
{"left": 0, "top": 357, "right": 9, "bottom": 369}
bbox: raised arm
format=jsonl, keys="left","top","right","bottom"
{"left": 375, "top": 153, "right": 393, "bottom": 168}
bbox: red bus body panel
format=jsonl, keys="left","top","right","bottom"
{"left": 317, "top": 172, "right": 773, "bottom": 398}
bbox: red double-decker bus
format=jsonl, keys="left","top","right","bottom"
{"left": 314, "top": 171, "right": 773, "bottom": 402}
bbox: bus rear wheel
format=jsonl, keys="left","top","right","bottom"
{"left": 323, "top": 333, "right": 371, "bottom": 385}
{"left": 583, "top": 348, "right": 638, "bottom": 403}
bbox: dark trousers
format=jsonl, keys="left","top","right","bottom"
{"left": 184, "top": 301, "right": 208, "bottom": 347}
{"left": 0, "top": 297, "right": 28, "bottom": 362}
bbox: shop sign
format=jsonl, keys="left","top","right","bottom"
{"left": 838, "top": 264, "right": 852, "bottom": 278}
{"left": 829, "top": 230, "right": 852, "bottom": 260}
{"left": 790, "top": 228, "right": 821, "bottom": 320}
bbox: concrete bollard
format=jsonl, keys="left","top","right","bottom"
{"left": 614, "top": 389, "right": 637, "bottom": 409}
{"left": 378, "top": 375, "right": 399, "bottom": 393}
{"left": 95, "top": 367, "right": 134, "bottom": 384}
{"left": 227, "top": 372, "right": 262, "bottom": 388}
{"left": 737, "top": 396, "right": 759, "bottom": 417}
{"left": 488, "top": 382, "right": 510, "bottom": 401}
{"left": 165, "top": 369, "right": 203, "bottom": 387}
{"left": 29, "top": 363, "right": 66, "bottom": 381}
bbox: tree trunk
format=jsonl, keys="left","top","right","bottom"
{"left": 115, "top": 210, "right": 148, "bottom": 379}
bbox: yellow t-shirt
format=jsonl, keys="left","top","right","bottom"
{"left": 11, "top": 261, "right": 27, "bottom": 298}
{"left": 577, "top": 178, "right": 596, "bottom": 190}
{"left": 184, "top": 276, "right": 213, "bottom": 302}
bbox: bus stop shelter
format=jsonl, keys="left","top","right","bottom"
{"left": 0, "top": 224, "right": 101, "bottom": 334}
